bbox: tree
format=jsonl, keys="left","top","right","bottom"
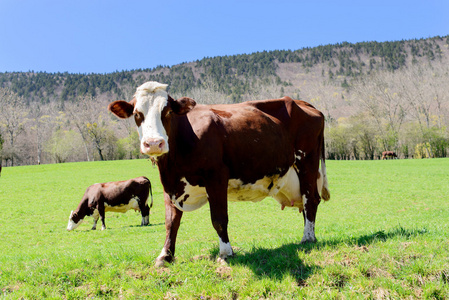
{"left": 0, "top": 88, "right": 28, "bottom": 166}
{"left": 351, "top": 71, "right": 407, "bottom": 152}
{"left": 398, "top": 64, "right": 449, "bottom": 157}
{"left": 28, "top": 103, "right": 56, "bottom": 164}
{"left": 45, "top": 129, "right": 78, "bottom": 163}
{"left": 86, "top": 118, "right": 117, "bottom": 161}
{"left": 66, "top": 94, "right": 118, "bottom": 161}
{"left": 65, "top": 95, "right": 99, "bottom": 161}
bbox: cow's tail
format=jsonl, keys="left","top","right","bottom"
{"left": 320, "top": 133, "right": 330, "bottom": 201}
{"left": 149, "top": 181, "right": 153, "bottom": 208}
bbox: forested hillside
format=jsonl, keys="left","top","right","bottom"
{"left": 1, "top": 36, "right": 447, "bottom": 103}
{"left": 1, "top": 35, "right": 448, "bottom": 166}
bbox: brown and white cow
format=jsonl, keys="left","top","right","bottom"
{"left": 67, "top": 176, "right": 152, "bottom": 231}
{"left": 382, "top": 151, "right": 398, "bottom": 160}
{"left": 108, "top": 81, "right": 330, "bottom": 266}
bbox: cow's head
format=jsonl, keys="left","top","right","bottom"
{"left": 108, "top": 81, "right": 196, "bottom": 157}
{"left": 67, "top": 210, "right": 83, "bottom": 231}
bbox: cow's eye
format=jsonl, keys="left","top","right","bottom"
{"left": 134, "top": 112, "right": 145, "bottom": 126}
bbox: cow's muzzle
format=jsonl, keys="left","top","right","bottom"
{"left": 141, "top": 137, "right": 168, "bottom": 156}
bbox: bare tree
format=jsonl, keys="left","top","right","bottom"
{"left": 398, "top": 64, "right": 449, "bottom": 157}
{"left": 0, "top": 88, "right": 28, "bottom": 166}
{"left": 351, "top": 71, "right": 407, "bottom": 152}
{"left": 177, "top": 78, "right": 231, "bottom": 105}
{"left": 299, "top": 80, "right": 350, "bottom": 124}
{"left": 28, "top": 103, "right": 58, "bottom": 164}
{"left": 65, "top": 95, "right": 97, "bottom": 161}
{"left": 66, "top": 95, "right": 115, "bottom": 161}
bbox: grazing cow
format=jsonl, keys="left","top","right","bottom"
{"left": 382, "top": 151, "right": 398, "bottom": 160}
{"left": 67, "top": 176, "right": 152, "bottom": 231}
{"left": 108, "top": 81, "right": 330, "bottom": 266}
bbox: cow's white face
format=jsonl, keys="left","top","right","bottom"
{"left": 109, "top": 81, "right": 196, "bottom": 157}
{"left": 133, "top": 82, "right": 170, "bottom": 156}
{"left": 67, "top": 210, "right": 83, "bottom": 231}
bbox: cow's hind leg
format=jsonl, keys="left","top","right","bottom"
{"left": 98, "top": 203, "right": 106, "bottom": 230}
{"left": 140, "top": 203, "right": 150, "bottom": 226}
{"left": 139, "top": 183, "right": 152, "bottom": 226}
{"left": 297, "top": 153, "right": 321, "bottom": 244}
{"left": 155, "top": 192, "right": 183, "bottom": 267}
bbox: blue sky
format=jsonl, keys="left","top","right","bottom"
{"left": 0, "top": 0, "right": 448, "bottom": 74}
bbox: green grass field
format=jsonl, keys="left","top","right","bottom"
{"left": 1, "top": 158, "right": 448, "bottom": 299}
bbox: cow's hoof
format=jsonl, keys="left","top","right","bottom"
{"left": 300, "top": 237, "right": 317, "bottom": 244}
{"left": 217, "top": 256, "right": 228, "bottom": 265}
{"left": 155, "top": 258, "right": 168, "bottom": 268}
{"left": 141, "top": 216, "right": 150, "bottom": 226}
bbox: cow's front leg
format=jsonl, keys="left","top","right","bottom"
{"left": 155, "top": 192, "right": 183, "bottom": 267}
{"left": 206, "top": 180, "right": 233, "bottom": 263}
{"left": 91, "top": 217, "right": 98, "bottom": 230}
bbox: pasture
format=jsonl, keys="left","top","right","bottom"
{"left": 0, "top": 158, "right": 448, "bottom": 299}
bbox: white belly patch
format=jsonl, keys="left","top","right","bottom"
{"left": 105, "top": 197, "right": 140, "bottom": 213}
{"left": 171, "top": 179, "right": 209, "bottom": 212}
{"left": 172, "top": 166, "right": 303, "bottom": 212}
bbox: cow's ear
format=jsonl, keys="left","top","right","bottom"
{"left": 170, "top": 97, "right": 196, "bottom": 115}
{"left": 108, "top": 98, "right": 136, "bottom": 119}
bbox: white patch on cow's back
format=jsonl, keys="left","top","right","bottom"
{"left": 105, "top": 197, "right": 140, "bottom": 213}
{"left": 295, "top": 149, "right": 305, "bottom": 162}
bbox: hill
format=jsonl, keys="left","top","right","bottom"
{"left": 1, "top": 35, "right": 448, "bottom": 104}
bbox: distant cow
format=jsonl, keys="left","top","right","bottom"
{"left": 109, "top": 81, "right": 330, "bottom": 267}
{"left": 382, "top": 151, "right": 398, "bottom": 160}
{"left": 67, "top": 176, "right": 152, "bottom": 231}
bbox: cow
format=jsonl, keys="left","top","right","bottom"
{"left": 108, "top": 81, "right": 330, "bottom": 267}
{"left": 382, "top": 151, "right": 398, "bottom": 160}
{"left": 67, "top": 176, "right": 153, "bottom": 231}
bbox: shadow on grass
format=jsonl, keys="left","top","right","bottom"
{"left": 220, "top": 225, "right": 427, "bottom": 285}
{"left": 320, "top": 225, "right": 428, "bottom": 249}
{"left": 127, "top": 222, "right": 165, "bottom": 228}
{"left": 227, "top": 243, "right": 317, "bottom": 286}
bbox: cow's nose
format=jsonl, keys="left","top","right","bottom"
{"left": 142, "top": 138, "right": 166, "bottom": 155}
